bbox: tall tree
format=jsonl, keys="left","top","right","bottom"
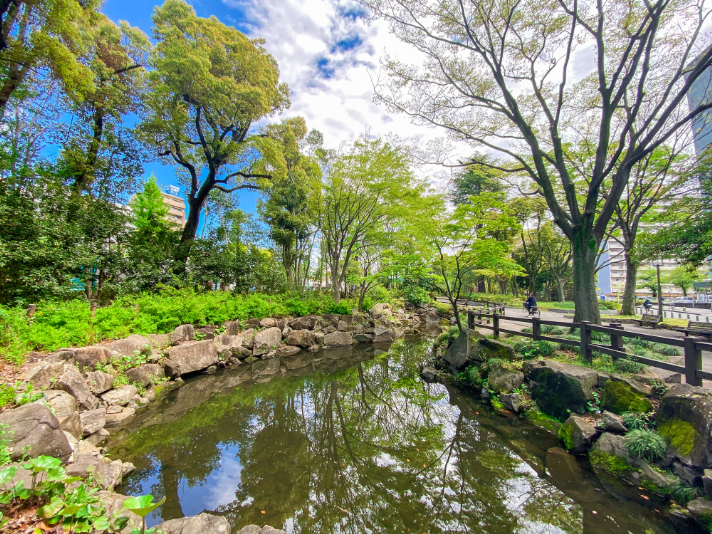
{"left": 0, "top": 0, "right": 97, "bottom": 118}
{"left": 365, "top": 0, "right": 712, "bottom": 323}
{"left": 139, "top": 0, "right": 290, "bottom": 262}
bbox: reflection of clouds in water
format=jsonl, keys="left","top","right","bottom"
{"left": 179, "top": 444, "right": 244, "bottom": 516}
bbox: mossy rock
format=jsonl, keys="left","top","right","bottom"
{"left": 656, "top": 384, "right": 712, "bottom": 468}
{"left": 522, "top": 360, "right": 597, "bottom": 420}
{"left": 602, "top": 378, "right": 652, "bottom": 414}
{"left": 478, "top": 338, "right": 516, "bottom": 361}
{"left": 525, "top": 409, "right": 562, "bottom": 434}
{"left": 589, "top": 432, "right": 638, "bottom": 478}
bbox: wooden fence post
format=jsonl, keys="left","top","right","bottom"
{"left": 468, "top": 310, "right": 474, "bottom": 330}
{"left": 580, "top": 321, "right": 592, "bottom": 365}
{"left": 26, "top": 304, "right": 36, "bottom": 319}
{"left": 493, "top": 313, "right": 500, "bottom": 339}
{"left": 609, "top": 322, "right": 625, "bottom": 354}
{"left": 684, "top": 336, "right": 703, "bottom": 387}
{"left": 532, "top": 316, "right": 541, "bottom": 340}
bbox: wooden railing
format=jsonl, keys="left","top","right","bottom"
{"left": 467, "top": 309, "right": 709, "bottom": 387}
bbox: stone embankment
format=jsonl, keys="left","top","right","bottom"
{"left": 422, "top": 330, "right": 712, "bottom": 532}
{"left": 0, "top": 302, "right": 443, "bottom": 533}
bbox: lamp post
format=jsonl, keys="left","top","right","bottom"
{"left": 652, "top": 260, "right": 664, "bottom": 320}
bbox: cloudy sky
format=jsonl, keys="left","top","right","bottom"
{"left": 103, "top": 0, "right": 453, "bottom": 212}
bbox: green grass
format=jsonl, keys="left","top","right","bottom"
{"left": 0, "top": 289, "right": 374, "bottom": 364}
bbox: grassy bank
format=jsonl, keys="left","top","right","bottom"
{"left": 0, "top": 289, "right": 381, "bottom": 365}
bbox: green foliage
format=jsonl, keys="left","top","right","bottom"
{"left": 402, "top": 286, "right": 430, "bottom": 307}
{"left": 621, "top": 411, "right": 655, "bottom": 431}
{"left": 540, "top": 324, "right": 565, "bottom": 335}
{"left": 0, "top": 384, "right": 14, "bottom": 409}
{"left": 513, "top": 339, "right": 556, "bottom": 359}
{"left": 325, "top": 300, "right": 352, "bottom": 315}
{"left": 589, "top": 450, "right": 637, "bottom": 476}
{"left": 651, "top": 343, "right": 680, "bottom": 356}
{"left": 665, "top": 482, "right": 702, "bottom": 506}
{"left": 602, "top": 379, "right": 653, "bottom": 414}
{"left": 624, "top": 430, "right": 666, "bottom": 462}
{"left": 613, "top": 358, "right": 646, "bottom": 374}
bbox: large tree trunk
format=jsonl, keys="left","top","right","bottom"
{"left": 556, "top": 278, "right": 565, "bottom": 302}
{"left": 572, "top": 227, "right": 601, "bottom": 323}
{"left": 620, "top": 251, "right": 638, "bottom": 316}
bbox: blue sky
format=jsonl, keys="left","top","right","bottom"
{"left": 100, "top": 0, "right": 434, "bottom": 225}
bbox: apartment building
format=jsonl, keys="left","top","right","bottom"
{"left": 161, "top": 192, "right": 186, "bottom": 227}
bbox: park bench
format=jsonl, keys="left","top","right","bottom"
{"left": 631, "top": 313, "right": 661, "bottom": 329}
{"left": 678, "top": 320, "right": 712, "bottom": 340}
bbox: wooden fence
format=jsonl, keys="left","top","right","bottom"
{"left": 467, "top": 309, "right": 711, "bottom": 387}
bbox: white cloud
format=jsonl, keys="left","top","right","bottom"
{"left": 222, "top": 0, "right": 467, "bottom": 182}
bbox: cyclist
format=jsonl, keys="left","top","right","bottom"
{"left": 643, "top": 297, "right": 653, "bottom": 311}
{"left": 524, "top": 294, "right": 537, "bottom": 316}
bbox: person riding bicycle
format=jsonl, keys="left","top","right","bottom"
{"left": 643, "top": 297, "right": 653, "bottom": 311}
{"left": 524, "top": 294, "right": 537, "bottom": 315}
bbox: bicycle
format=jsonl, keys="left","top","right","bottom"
{"left": 523, "top": 305, "right": 541, "bottom": 318}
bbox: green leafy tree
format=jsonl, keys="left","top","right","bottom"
{"left": 664, "top": 266, "right": 703, "bottom": 297}
{"left": 130, "top": 174, "right": 169, "bottom": 231}
{"left": 637, "top": 269, "right": 658, "bottom": 298}
{"left": 365, "top": 0, "right": 712, "bottom": 323}
{"left": 139, "top": 0, "right": 290, "bottom": 262}
{"left": 449, "top": 161, "right": 505, "bottom": 207}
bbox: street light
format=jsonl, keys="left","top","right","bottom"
{"left": 652, "top": 259, "right": 664, "bottom": 320}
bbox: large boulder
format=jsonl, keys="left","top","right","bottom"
{"left": 164, "top": 340, "right": 219, "bottom": 377}
{"left": 222, "top": 320, "right": 240, "bottom": 335}
{"left": 23, "top": 361, "right": 67, "bottom": 390}
{"left": 101, "top": 385, "right": 138, "bottom": 407}
{"left": 589, "top": 432, "right": 637, "bottom": 476}
{"left": 601, "top": 375, "right": 652, "bottom": 414}
{"left": 479, "top": 338, "right": 516, "bottom": 360}
{"left": 488, "top": 368, "right": 524, "bottom": 394}
{"left": 688, "top": 498, "right": 712, "bottom": 532}
{"left": 277, "top": 345, "right": 301, "bottom": 357}
{"left": 56, "top": 364, "right": 99, "bottom": 410}
{"left": 105, "top": 407, "right": 135, "bottom": 427}
{"left": 85, "top": 371, "right": 114, "bottom": 395}
{"left": 237, "top": 526, "right": 286, "bottom": 534}
{"left": 373, "top": 327, "right": 394, "bottom": 344}
{"left": 79, "top": 408, "right": 106, "bottom": 436}
{"left": 286, "top": 329, "right": 315, "bottom": 348}
{"left": 253, "top": 327, "right": 282, "bottom": 356}
{"left": 65, "top": 454, "right": 122, "bottom": 490}
{"left": 44, "top": 390, "right": 82, "bottom": 439}
{"left": 172, "top": 324, "right": 195, "bottom": 343}
{"left": 260, "top": 317, "right": 278, "bottom": 328}
{"left": 523, "top": 360, "right": 598, "bottom": 420}
{"left": 656, "top": 384, "right": 712, "bottom": 468}
{"left": 442, "top": 331, "right": 483, "bottom": 372}
{"left": 323, "top": 331, "right": 353, "bottom": 347}
{"left": 558, "top": 415, "right": 599, "bottom": 454}
{"left": 289, "top": 315, "right": 318, "bottom": 330}
{"left": 0, "top": 403, "right": 72, "bottom": 461}
{"left": 103, "top": 334, "right": 151, "bottom": 357}
{"left": 147, "top": 333, "right": 172, "bottom": 347}
{"left": 156, "top": 513, "right": 231, "bottom": 534}
{"left": 124, "top": 364, "right": 164, "bottom": 387}
{"left": 252, "top": 358, "right": 281, "bottom": 379}
{"left": 74, "top": 346, "right": 110, "bottom": 371}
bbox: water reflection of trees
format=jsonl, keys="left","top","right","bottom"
{"left": 113, "top": 339, "right": 582, "bottom": 533}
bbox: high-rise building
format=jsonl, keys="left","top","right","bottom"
{"left": 161, "top": 192, "right": 186, "bottom": 227}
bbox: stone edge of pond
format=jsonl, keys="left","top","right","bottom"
{"left": 422, "top": 333, "right": 712, "bottom": 533}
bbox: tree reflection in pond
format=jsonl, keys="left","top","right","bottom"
{"left": 109, "top": 338, "right": 674, "bottom": 534}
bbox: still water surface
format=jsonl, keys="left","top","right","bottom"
{"left": 108, "top": 337, "right": 684, "bottom": 533}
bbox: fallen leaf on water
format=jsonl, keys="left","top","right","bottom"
{"left": 592, "top": 511, "right": 597, "bottom": 515}
{"left": 407, "top": 459, "right": 410, "bottom": 462}
{"left": 261, "top": 511, "right": 266, "bottom": 514}
{"left": 641, "top": 495, "right": 649, "bottom": 500}
{"left": 423, "top": 464, "right": 427, "bottom": 468}
{"left": 336, "top": 507, "right": 349, "bottom": 513}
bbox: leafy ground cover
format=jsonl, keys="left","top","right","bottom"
{"left": 0, "top": 289, "right": 385, "bottom": 365}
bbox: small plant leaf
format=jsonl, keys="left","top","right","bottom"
{"left": 123, "top": 495, "right": 166, "bottom": 517}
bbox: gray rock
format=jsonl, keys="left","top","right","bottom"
{"left": 523, "top": 360, "right": 598, "bottom": 420}
{"left": 86, "top": 428, "right": 110, "bottom": 446}
{"left": 105, "top": 407, "right": 135, "bottom": 427}
{"left": 288, "top": 315, "right": 318, "bottom": 330}
{"left": 125, "top": 364, "right": 164, "bottom": 387}
{"left": 252, "top": 358, "right": 281, "bottom": 379}
{"left": 560, "top": 415, "right": 599, "bottom": 454}
{"left": 172, "top": 324, "right": 195, "bottom": 343}
{"left": 488, "top": 368, "right": 524, "bottom": 394}
{"left": 354, "top": 333, "right": 374, "bottom": 344}
{"left": 155, "top": 513, "right": 231, "bottom": 534}
{"left": 479, "top": 338, "right": 516, "bottom": 360}
{"left": 97, "top": 490, "right": 143, "bottom": 534}
{"left": 313, "top": 332, "right": 324, "bottom": 345}
{"left": 164, "top": 340, "right": 219, "bottom": 377}
{"left": 499, "top": 393, "right": 524, "bottom": 413}
{"left": 277, "top": 345, "right": 301, "bottom": 356}
{"left": 46, "top": 349, "right": 76, "bottom": 364}
{"left": 421, "top": 367, "right": 438, "bottom": 381}
{"left": 589, "top": 432, "right": 636, "bottom": 472}
{"left": 57, "top": 364, "right": 98, "bottom": 410}
{"left": 704, "top": 469, "right": 712, "bottom": 500}
{"left": 597, "top": 372, "right": 610, "bottom": 388}
{"left": 286, "top": 329, "right": 315, "bottom": 348}
{"left": 424, "top": 310, "right": 440, "bottom": 323}
{"left": 247, "top": 318, "right": 262, "bottom": 328}
{"left": 639, "top": 461, "right": 678, "bottom": 491}
{"left": 0, "top": 403, "right": 72, "bottom": 461}
{"left": 442, "top": 330, "right": 483, "bottom": 371}
{"left": 670, "top": 459, "right": 700, "bottom": 486}
{"left": 65, "top": 454, "right": 117, "bottom": 490}
{"left": 147, "top": 333, "right": 172, "bottom": 347}
{"left": 85, "top": 371, "right": 114, "bottom": 395}
{"left": 323, "top": 331, "right": 353, "bottom": 347}
{"left": 600, "top": 411, "right": 627, "bottom": 433}
{"left": 241, "top": 329, "right": 255, "bottom": 349}
{"left": 23, "top": 361, "right": 67, "bottom": 390}
{"left": 656, "top": 384, "right": 712, "bottom": 468}
{"left": 260, "top": 317, "right": 278, "bottom": 328}
{"left": 373, "top": 327, "right": 394, "bottom": 343}
{"left": 44, "top": 390, "right": 81, "bottom": 439}
{"left": 101, "top": 385, "right": 138, "bottom": 407}
{"left": 74, "top": 346, "right": 111, "bottom": 371}
{"left": 480, "top": 387, "right": 491, "bottom": 400}
{"left": 80, "top": 408, "right": 106, "bottom": 435}
{"left": 104, "top": 334, "right": 151, "bottom": 357}
{"left": 688, "top": 498, "right": 712, "bottom": 531}
{"left": 253, "top": 327, "right": 282, "bottom": 356}
{"left": 223, "top": 320, "right": 240, "bottom": 335}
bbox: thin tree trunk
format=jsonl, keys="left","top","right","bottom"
{"left": 621, "top": 251, "right": 638, "bottom": 315}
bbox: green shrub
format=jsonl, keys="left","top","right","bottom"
{"left": 513, "top": 339, "right": 556, "bottom": 358}
{"left": 624, "top": 429, "right": 666, "bottom": 462}
{"left": 433, "top": 302, "right": 452, "bottom": 316}
{"left": 402, "top": 286, "right": 430, "bottom": 307}
{"left": 631, "top": 337, "right": 655, "bottom": 349}
{"left": 652, "top": 343, "right": 681, "bottom": 357}
{"left": 614, "top": 358, "right": 645, "bottom": 374}
{"left": 600, "top": 301, "right": 621, "bottom": 311}
{"left": 541, "top": 324, "right": 565, "bottom": 335}
{"left": 325, "top": 300, "right": 352, "bottom": 315}
{"left": 0, "top": 384, "right": 14, "bottom": 409}
{"left": 621, "top": 411, "right": 655, "bottom": 431}
{"left": 665, "top": 482, "right": 702, "bottom": 506}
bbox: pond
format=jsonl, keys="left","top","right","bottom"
{"left": 107, "top": 337, "right": 685, "bottom": 534}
